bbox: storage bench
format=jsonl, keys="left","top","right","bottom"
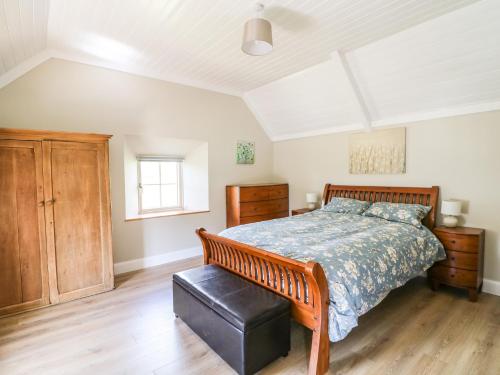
{"left": 173, "top": 264, "right": 291, "bottom": 375}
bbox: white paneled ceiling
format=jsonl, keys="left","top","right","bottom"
{"left": 348, "top": 0, "right": 500, "bottom": 125}
{"left": 244, "top": 57, "right": 365, "bottom": 141}
{"left": 1, "top": 0, "right": 479, "bottom": 94}
{"left": 1, "top": 0, "right": 499, "bottom": 141}
{"left": 245, "top": 0, "right": 500, "bottom": 140}
{"left": 0, "top": 0, "right": 50, "bottom": 75}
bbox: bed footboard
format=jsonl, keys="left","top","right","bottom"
{"left": 196, "top": 228, "right": 330, "bottom": 375}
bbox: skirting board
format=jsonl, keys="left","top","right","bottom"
{"left": 483, "top": 278, "right": 500, "bottom": 296}
{"left": 114, "top": 246, "right": 202, "bottom": 275}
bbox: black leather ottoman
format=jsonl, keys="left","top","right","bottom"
{"left": 173, "top": 264, "right": 291, "bottom": 375}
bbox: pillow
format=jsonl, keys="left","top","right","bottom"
{"left": 363, "top": 202, "right": 431, "bottom": 228}
{"left": 322, "top": 197, "right": 371, "bottom": 215}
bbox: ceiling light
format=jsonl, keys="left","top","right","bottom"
{"left": 242, "top": 3, "right": 273, "bottom": 56}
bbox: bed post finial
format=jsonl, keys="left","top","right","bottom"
{"left": 322, "top": 184, "right": 331, "bottom": 207}
{"left": 196, "top": 228, "right": 210, "bottom": 264}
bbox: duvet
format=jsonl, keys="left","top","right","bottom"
{"left": 219, "top": 209, "right": 446, "bottom": 342}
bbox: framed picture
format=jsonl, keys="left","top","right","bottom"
{"left": 236, "top": 140, "right": 255, "bottom": 164}
{"left": 349, "top": 127, "right": 406, "bottom": 174}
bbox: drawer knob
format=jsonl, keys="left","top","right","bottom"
{"left": 450, "top": 240, "right": 456, "bottom": 244}
{"left": 450, "top": 274, "right": 455, "bottom": 278}
{"left": 451, "top": 257, "right": 456, "bottom": 261}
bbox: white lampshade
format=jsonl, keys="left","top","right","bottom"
{"left": 306, "top": 193, "right": 318, "bottom": 204}
{"left": 242, "top": 18, "right": 273, "bottom": 56}
{"left": 441, "top": 200, "right": 462, "bottom": 216}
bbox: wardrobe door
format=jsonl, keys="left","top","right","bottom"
{"left": 43, "top": 141, "right": 113, "bottom": 303}
{"left": 0, "top": 140, "right": 49, "bottom": 316}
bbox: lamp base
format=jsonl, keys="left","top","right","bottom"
{"left": 307, "top": 203, "right": 316, "bottom": 210}
{"left": 442, "top": 215, "right": 458, "bottom": 228}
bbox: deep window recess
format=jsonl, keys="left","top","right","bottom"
{"left": 137, "top": 156, "right": 183, "bottom": 213}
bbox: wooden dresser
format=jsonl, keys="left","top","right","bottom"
{"left": 428, "top": 226, "right": 485, "bottom": 301}
{"left": 226, "top": 183, "right": 289, "bottom": 228}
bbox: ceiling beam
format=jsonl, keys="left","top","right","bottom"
{"left": 0, "top": 48, "right": 242, "bottom": 97}
{"left": 331, "top": 50, "right": 372, "bottom": 131}
{"left": 0, "top": 50, "right": 52, "bottom": 89}
{"left": 242, "top": 93, "right": 276, "bottom": 141}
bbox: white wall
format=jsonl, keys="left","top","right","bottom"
{"left": 184, "top": 143, "right": 209, "bottom": 211}
{"left": 273, "top": 111, "right": 500, "bottom": 284}
{"left": 0, "top": 58, "right": 274, "bottom": 265}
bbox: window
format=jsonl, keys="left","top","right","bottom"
{"left": 137, "top": 156, "right": 183, "bottom": 213}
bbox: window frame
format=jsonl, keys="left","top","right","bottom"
{"left": 137, "top": 155, "right": 184, "bottom": 214}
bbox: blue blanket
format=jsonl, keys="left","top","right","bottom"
{"left": 219, "top": 210, "right": 445, "bottom": 342}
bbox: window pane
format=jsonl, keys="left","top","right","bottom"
{"left": 161, "top": 162, "right": 178, "bottom": 184}
{"left": 141, "top": 185, "right": 161, "bottom": 210}
{"left": 140, "top": 161, "right": 160, "bottom": 184}
{"left": 161, "top": 184, "right": 178, "bottom": 207}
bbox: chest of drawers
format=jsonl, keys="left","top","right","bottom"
{"left": 226, "top": 184, "right": 289, "bottom": 228}
{"left": 428, "top": 226, "right": 485, "bottom": 301}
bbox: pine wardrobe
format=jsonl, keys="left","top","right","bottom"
{"left": 0, "top": 128, "right": 114, "bottom": 317}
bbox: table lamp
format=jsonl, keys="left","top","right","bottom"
{"left": 441, "top": 200, "right": 462, "bottom": 227}
{"left": 306, "top": 193, "right": 318, "bottom": 209}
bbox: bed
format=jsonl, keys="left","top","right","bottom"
{"left": 196, "top": 184, "right": 444, "bottom": 375}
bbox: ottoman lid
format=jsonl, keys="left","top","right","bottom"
{"left": 173, "top": 264, "right": 290, "bottom": 331}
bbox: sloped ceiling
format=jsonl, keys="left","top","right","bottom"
{"left": 245, "top": 0, "right": 500, "bottom": 140}
{"left": 1, "top": 0, "right": 478, "bottom": 92}
{"left": 0, "top": 0, "right": 50, "bottom": 74}
{"left": 1, "top": 0, "right": 498, "bottom": 141}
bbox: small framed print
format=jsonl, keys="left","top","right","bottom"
{"left": 236, "top": 140, "right": 255, "bottom": 164}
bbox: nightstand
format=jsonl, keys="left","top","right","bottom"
{"left": 428, "top": 226, "right": 485, "bottom": 302}
{"left": 291, "top": 208, "right": 315, "bottom": 216}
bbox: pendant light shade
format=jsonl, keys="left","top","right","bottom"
{"left": 242, "top": 4, "right": 273, "bottom": 56}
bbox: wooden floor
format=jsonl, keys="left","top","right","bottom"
{"left": 0, "top": 258, "right": 499, "bottom": 375}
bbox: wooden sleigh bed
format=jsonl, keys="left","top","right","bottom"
{"left": 196, "top": 184, "right": 439, "bottom": 375}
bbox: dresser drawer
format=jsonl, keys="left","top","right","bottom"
{"left": 430, "top": 265, "right": 477, "bottom": 287}
{"left": 239, "top": 185, "right": 288, "bottom": 202}
{"left": 240, "top": 199, "right": 289, "bottom": 217}
{"left": 435, "top": 232, "right": 479, "bottom": 253}
{"left": 438, "top": 250, "right": 478, "bottom": 271}
{"left": 240, "top": 211, "right": 289, "bottom": 225}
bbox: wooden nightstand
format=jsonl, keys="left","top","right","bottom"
{"left": 291, "top": 208, "right": 315, "bottom": 216}
{"left": 428, "top": 226, "right": 485, "bottom": 302}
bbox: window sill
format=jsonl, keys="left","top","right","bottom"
{"left": 125, "top": 209, "right": 210, "bottom": 222}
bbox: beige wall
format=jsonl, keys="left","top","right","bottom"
{"left": 0, "top": 58, "right": 274, "bottom": 264}
{"left": 273, "top": 111, "right": 500, "bottom": 283}
{"left": 1, "top": 58, "right": 498, "bottom": 285}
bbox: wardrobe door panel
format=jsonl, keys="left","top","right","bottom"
{"left": 45, "top": 141, "right": 113, "bottom": 302}
{"left": 0, "top": 140, "right": 49, "bottom": 315}
{"left": 0, "top": 145, "right": 23, "bottom": 307}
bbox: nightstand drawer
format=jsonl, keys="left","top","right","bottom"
{"left": 430, "top": 265, "right": 477, "bottom": 287}
{"left": 438, "top": 250, "right": 478, "bottom": 271}
{"left": 436, "top": 232, "right": 479, "bottom": 253}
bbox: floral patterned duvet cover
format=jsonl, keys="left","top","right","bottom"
{"left": 219, "top": 210, "right": 445, "bottom": 342}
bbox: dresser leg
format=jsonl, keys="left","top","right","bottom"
{"left": 467, "top": 288, "right": 478, "bottom": 302}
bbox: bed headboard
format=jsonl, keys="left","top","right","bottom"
{"left": 322, "top": 184, "right": 440, "bottom": 229}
